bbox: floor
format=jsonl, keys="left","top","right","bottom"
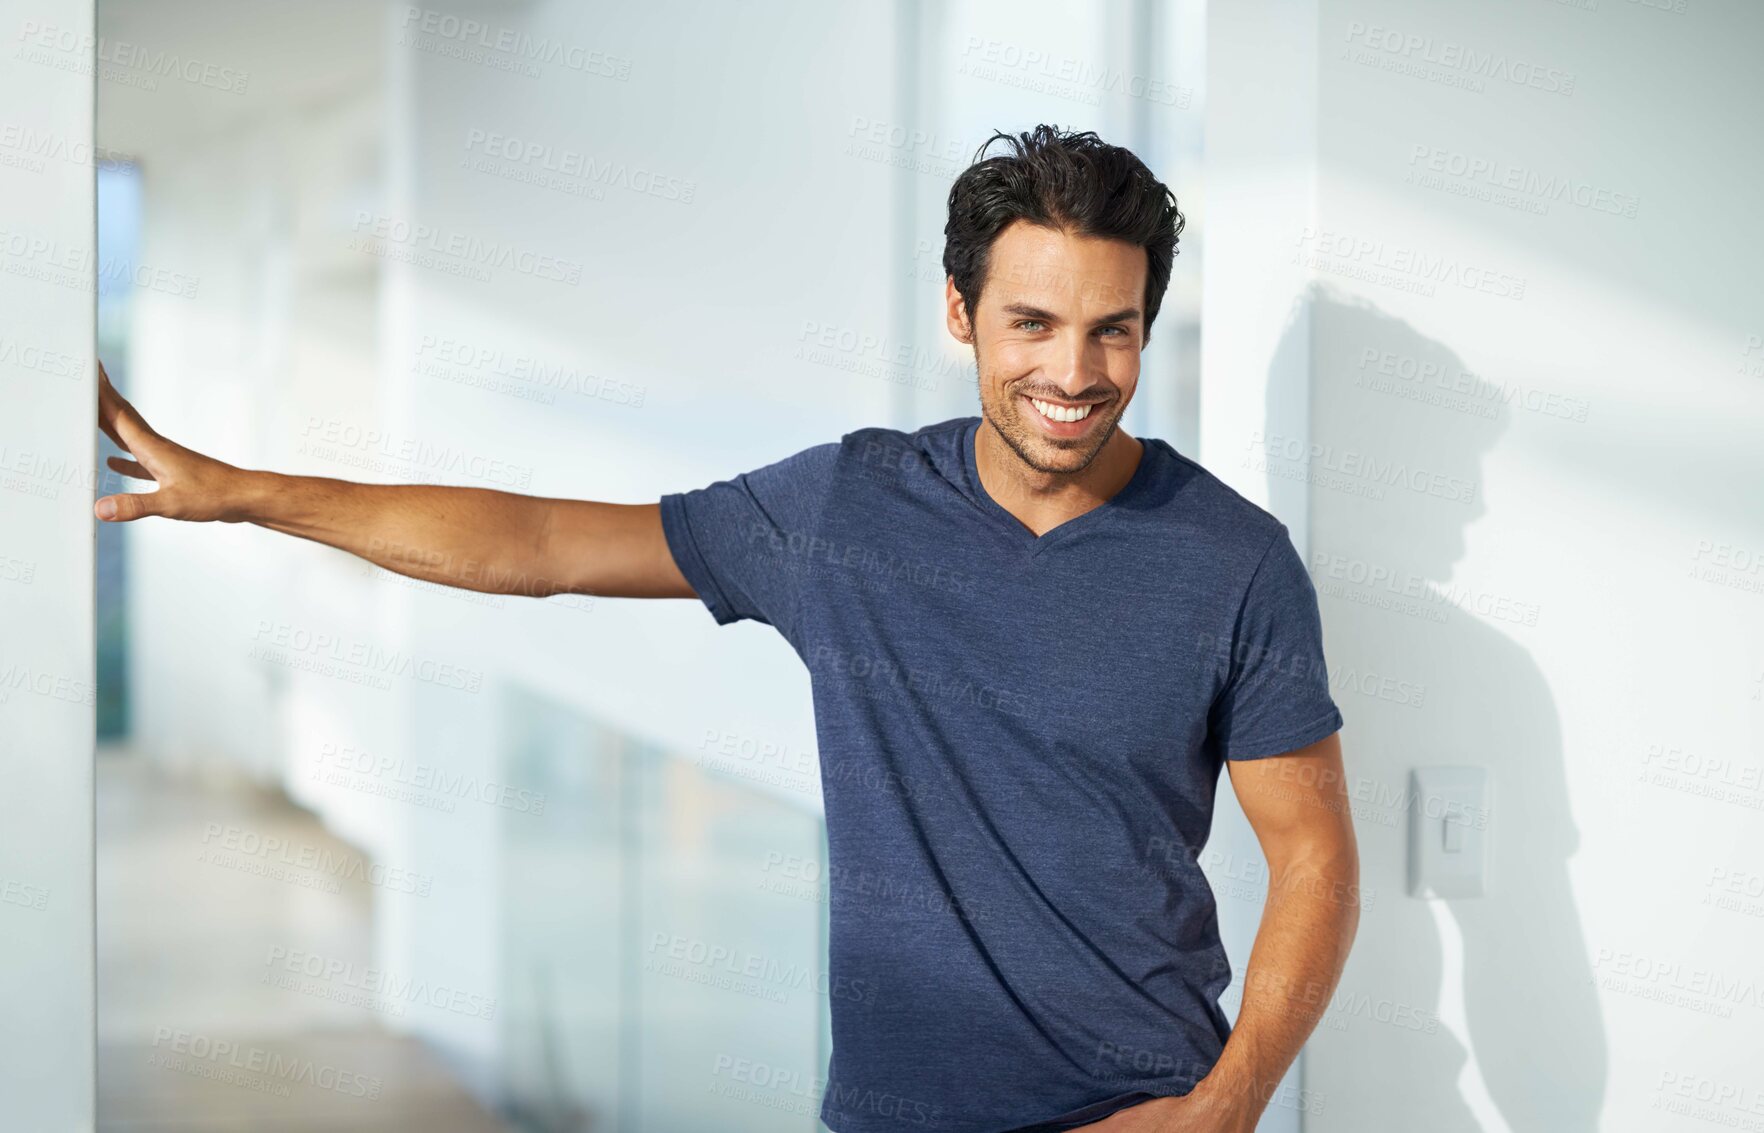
{"left": 97, "top": 748, "right": 516, "bottom": 1132}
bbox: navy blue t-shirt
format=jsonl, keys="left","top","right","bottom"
{"left": 660, "top": 416, "right": 1344, "bottom": 1133}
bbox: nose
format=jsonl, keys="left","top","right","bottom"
{"left": 1047, "top": 331, "right": 1102, "bottom": 398}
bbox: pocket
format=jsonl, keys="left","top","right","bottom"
{"left": 1004, "top": 1089, "right": 1160, "bottom": 1131}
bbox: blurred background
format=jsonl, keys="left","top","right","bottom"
{"left": 87, "top": 1, "right": 1204, "bottom": 1131}
{"left": 3, "top": 0, "right": 1758, "bottom": 1130}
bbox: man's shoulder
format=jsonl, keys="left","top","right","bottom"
{"left": 833, "top": 415, "right": 973, "bottom": 452}
{"left": 1142, "top": 437, "right": 1289, "bottom": 553}
{"left": 818, "top": 416, "right": 973, "bottom": 484}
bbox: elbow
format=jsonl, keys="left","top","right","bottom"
{"left": 1270, "top": 833, "right": 1361, "bottom": 932}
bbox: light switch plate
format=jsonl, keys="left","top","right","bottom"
{"left": 1408, "top": 766, "right": 1491, "bottom": 898}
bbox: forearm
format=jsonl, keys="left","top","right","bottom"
{"left": 94, "top": 366, "right": 687, "bottom": 599}
{"left": 1192, "top": 846, "right": 1360, "bottom": 1125}
{"left": 231, "top": 469, "right": 567, "bottom": 596}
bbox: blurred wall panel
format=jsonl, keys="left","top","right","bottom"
{"left": 372, "top": 0, "right": 907, "bottom": 1103}
{"left": 0, "top": 0, "right": 97, "bottom": 1126}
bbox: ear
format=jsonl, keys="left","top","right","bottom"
{"left": 943, "top": 277, "right": 973, "bottom": 344}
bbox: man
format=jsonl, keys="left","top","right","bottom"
{"left": 96, "top": 124, "right": 1358, "bottom": 1132}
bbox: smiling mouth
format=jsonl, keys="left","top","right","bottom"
{"left": 1025, "top": 395, "right": 1101, "bottom": 424}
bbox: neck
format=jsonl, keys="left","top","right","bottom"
{"left": 974, "top": 418, "right": 1145, "bottom": 537}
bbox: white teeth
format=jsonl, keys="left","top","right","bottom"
{"left": 1030, "top": 397, "right": 1094, "bottom": 424}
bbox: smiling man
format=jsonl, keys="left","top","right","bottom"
{"left": 96, "top": 124, "right": 1358, "bottom": 1133}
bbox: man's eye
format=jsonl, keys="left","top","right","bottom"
{"left": 1014, "top": 320, "right": 1046, "bottom": 332}
{"left": 1098, "top": 326, "right": 1126, "bottom": 337}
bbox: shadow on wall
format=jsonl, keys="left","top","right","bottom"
{"left": 1266, "top": 283, "right": 1607, "bottom": 1130}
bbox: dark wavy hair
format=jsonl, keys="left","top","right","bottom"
{"left": 942, "top": 124, "right": 1185, "bottom": 345}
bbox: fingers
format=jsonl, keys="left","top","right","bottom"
{"left": 106, "top": 455, "right": 154, "bottom": 481}
{"left": 97, "top": 364, "right": 129, "bottom": 451}
{"left": 95, "top": 489, "right": 164, "bottom": 523}
{"left": 97, "top": 361, "right": 157, "bottom": 455}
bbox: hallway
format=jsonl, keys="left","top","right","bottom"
{"left": 96, "top": 749, "right": 515, "bottom": 1132}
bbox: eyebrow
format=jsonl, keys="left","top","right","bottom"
{"left": 1000, "top": 302, "right": 1142, "bottom": 326}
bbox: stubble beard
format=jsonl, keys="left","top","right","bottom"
{"left": 978, "top": 375, "right": 1125, "bottom": 477}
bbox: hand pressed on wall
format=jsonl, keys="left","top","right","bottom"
{"left": 94, "top": 361, "right": 249, "bottom": 524}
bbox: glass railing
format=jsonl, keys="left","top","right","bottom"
{"left": 498, "top": 685, "right": 830, "bottom": 1132}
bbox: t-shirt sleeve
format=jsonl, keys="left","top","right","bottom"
{"left": 658, "top": 441, "right": 841, "bottom": 637}
{"left": 1209, "top": 524, "right": 1345, "bottom": 760}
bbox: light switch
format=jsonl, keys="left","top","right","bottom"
{"left": 1409, "top": 767, "right": 1490, "bottom": 898}
{"left": 1442, "top": 803, "right": 1467, "bottom": 852}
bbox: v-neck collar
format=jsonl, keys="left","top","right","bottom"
{"left": 960, "top": 417, "right": 1159, "bottom": 559}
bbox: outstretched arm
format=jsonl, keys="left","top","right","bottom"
{"left": 94, "top": 362, "right": 695, "bottom": 600}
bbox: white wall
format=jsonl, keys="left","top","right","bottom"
{"left": 0, "top": 0, "right": 97, "bottom": 1126}
{"left": 1206, "top": 1, "right": 1764, "bottom": 1129}
{"left": 1198, "top": 6, "right": 1319, "bottom": 1129}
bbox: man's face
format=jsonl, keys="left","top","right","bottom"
{"left": 946, "top": 219, "right": 1146, "bottom": 475}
